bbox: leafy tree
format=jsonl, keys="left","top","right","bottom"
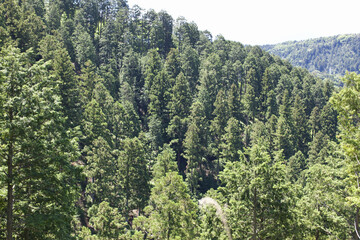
{"left": 199, "top": 205, "right": 227, "bottom": 240}
{"left": 219, "top": 117, "right": 244, "bottom": 164}
{"left": 144, "top": 49, "right": 162, "bottom": 103}
{"left": 79, "top": 61, "right": 102, "bottom": 105}
{"left": 139, "top": 172, "right": 199, "bottom": 239}
{"left": 211, "top": 89, "right": 230, "bottom": 143}
{"left": 309, "top": 106, "right": 320, "bottom": 139}
{"left": 85, "top": 137, "right": 119, "bottom": 206}
{"left": 150, "top": 11, "right": 174, "bottom": 57}
{"left": 319, "top": 101, "right": 338, "bottom": 140}
{"left": 288, "top": 151, "right": 306, "bottom": 182}
{"left": 167, "top": 72, "right": 192, "bottom": 170}
{"left": 148, "top": 70, "right": 171, "bottom": 146}
{"left": 274, "top": 114, "right": 293, "bottom": 159}
{"left": 153, "top": 144, "right": 177, "bottom": 180}
{"left": 52, "top": 46, "right": 82, "bottom": 127}
{"left": 291, "top": 94, "right": 310, "bottom": 154}
{"left": 180, "top": 45, "right": 200, "bottom": 93}
{"left": 183, "top": 101, "right": 209, "bottom": 194}
{"left": 218, "top": 144, "right": 295, "bottom": 239}
{"left": 299, "top": 142, "right": 352, "bottom": 239}
{"left": 210, "top": 89, "right": 230, "bottom": 167}
{"left": 82, "top": 98, "right": 110, "bottom": 146}
{"left": 197, "top": 53, "right": 223, "bottom": 120}
{"left": 119, "top": 50, "right": 144, "bottom": 114}
{"left": 164, "top": 48, "right": 181, "bottom": 81}
{"left": 331, "top": 72, "right": 360, "bottom": 235}
{"left": 88, "top": 201, "right": 126, "bottom": 239}
{"left": 118, "top": 137, "right": 150, "bottom": 215}
{"left": 0, "top": 46, "right": 80, "bottom": 239}
{"left": 174, "top": 17, "right": 200, "bottom": 52}
{"left": 227, "top": 83, "right": 243, "bottom": 121}
{"left": 243, "top": 68, "right": 259, "bottom": 122}
{"left": 72, "top": 25, "right": 97, "bottom": 67}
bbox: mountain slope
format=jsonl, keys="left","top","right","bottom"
{"left": 262, "top": 34, "right": 360, "bottom": 83}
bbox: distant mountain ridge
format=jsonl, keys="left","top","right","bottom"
{"left": 262, "top": 34, "right": 360, "bottom": 83}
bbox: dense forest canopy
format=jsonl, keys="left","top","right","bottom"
{"left": 262, "top": 34, "right": 360, "bottom": 84}
{"left": 0, "top": 0, "right": 360, "bottom": 239}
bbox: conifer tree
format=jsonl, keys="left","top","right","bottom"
{"left": 219, "top": 117, "right": 244, "bottom": 163}
{"left": 291, "top": 94, "right": 310, "bottom": 154}
{"left": 299, "top": 142, "right": 351, "bottom": 239}
{"left": 331, "top": 73, "right": 360, "bottom": 236}
{"left": 118, "top": 137, "right": 150, "bottom": 215}
{"left": 183, "top": 101, "right": 209, "bottom": 194}
{"left": 0, "top": 46, "right": 80, "bottom": 239}
{"left": 139, "top": 172, "right": 199, "bottom": 239}
{"left": 218, "top": 144, "right": 295, "bottom": 239}
{"left": 167, "top": 72, "right": 192, "bottom": 170}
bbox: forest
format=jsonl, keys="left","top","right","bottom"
{"left": 262, "top": 34, "right": 360, "bottom": 84}
{"left": 1, "top": 0, "right": 360, "bottom": 239}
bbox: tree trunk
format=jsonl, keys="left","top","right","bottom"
{"left": 253, "top": 187, "right": 257, "bottom": 240}
{"left": 6, "top": 109, "right": 14, "bottom": 240}
{"left": 6, "top": 159, "right": 13, "bottom": 240}
{"left": 356, "top": 207, "right": 359, "bottom": 238}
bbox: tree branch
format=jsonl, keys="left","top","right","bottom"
{"left": 355, "top": 154, "right": 360, "bottom": 166}
{"left": 319, "top": 225, "right": 340, "bottom": 240}
{"left": 355, "top": 219, "right": 360, "bottom": 239}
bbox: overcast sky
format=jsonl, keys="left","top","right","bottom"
{"left": 126, "top": 0, "right": 360, "bottom": 45}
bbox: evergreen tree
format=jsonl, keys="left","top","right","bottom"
{"left": 118, "top": 137, "right": 150, "bottom": 215}
{"left": 0, "top": 46, "right": 80, "bottom": 239}
{"left": 331, "top": 72, "right": 360, "bottom": 235}
{"left": 299, "top": 142, "right": 352, "bottom": 239}
{"left": 210, "top": 89, "right": 231, "bottom": 165}
{"left": 180, "top": 45, "right": 200, "bottom": 93}
{"left": 52, "top": 46, "right": 82, "bottom": 127}
{"left": 183, "top": 101, "right": 209, "bottom": 194}
{"left": 167, "top": 72, "right": 192, "bottom": 171}
{"left": 218, "top": 144, "right": 295, "bottom": 239}
{"left": 87, "top": 201, "right": 126, "bottom": 239}
{"left": 197, "top": 53, "right": 222, "bottom": 120}
{"left": 138, "top": 172, "right": 199, "bottom": 239}
{"left": 219, "top": 117, "right": 244, "bottom": 163}
{"left": 85, "top": 136, "right": 119, "bottom": 206}
{"left": 291, "top": 94, "right": 310, "bottom": 154}
{"left": 152, "top": 144, "right": 177, "bottom": 180}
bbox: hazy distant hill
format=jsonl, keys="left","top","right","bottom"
{"left": 262, "top": 34, "right": 360, "bottom": 83}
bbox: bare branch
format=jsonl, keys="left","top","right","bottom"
{"left": 319, "top": 225, "right": 340, "bottom": 240}
{"left": 355, "top": 154, "right": 360, "bottom": 166}
{"left": 1, "top": 170, "right": 8, "bottom": 177}
{"left": 355, "top": 172, "right": 360, "bottom": 189}
{"left": 355, "top": 220, "right": 360, "bottom": 239}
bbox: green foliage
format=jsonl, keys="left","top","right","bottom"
{"left": 88, "top": 201, "right": 126, "bottom": 239}
{"left": 299, "top": 142, "right": 351, "bottom": 239}
{"left": 118, "top": 137, "right": 150, "bottom": 213}
{"left": 218, "top": 144, "right": 296, "bottom": 239}
{"left": 331, "top": 72, "right": 360, "bottom": 236}
{"left": 85, "top": 137, "right": 119, "bottom": 206}
{"left": 153, "top": 144, "right": 177, "bottom": 180}
{"left": 220, "top": 117, "right": 244, "bottom": 163}
{"left": 1, "top": 0, "right": 355, "bottom": 238}
{"left": 183, "top": 101, "right": 209, "bottom": 195}
{"left": 140, "top": 172, "right": 199, "bottom": 239}
{"left": 199, "top": 205, "right": 227, "bottom": 240}
{"left": 0, "top": 46, "right": 80, "bottom": 239}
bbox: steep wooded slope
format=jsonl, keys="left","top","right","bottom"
{"left": 262, "top": 34, "right": 360, "bottom": 83}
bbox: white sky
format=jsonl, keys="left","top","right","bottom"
{"left": 126, "top": 0, "right": 360, "bottom": 45}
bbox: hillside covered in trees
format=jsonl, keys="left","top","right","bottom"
{"left": 1, "top": 0, "right": 360, "bottom": 239}
{"left": 262, "top": 34, "right": 360, "bottom": 84}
